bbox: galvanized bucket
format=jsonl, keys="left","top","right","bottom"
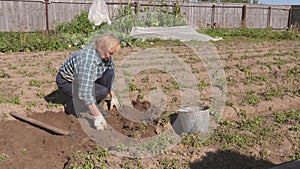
{"left": 178, "top": 106, "right": 209, "bottom": 134}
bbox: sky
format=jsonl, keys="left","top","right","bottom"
{"left": 259, "top": 0, "right": 300, "bottom": 5}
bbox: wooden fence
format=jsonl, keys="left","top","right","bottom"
{"left": 0, "top": 0, "right": 292, "bottom": 32}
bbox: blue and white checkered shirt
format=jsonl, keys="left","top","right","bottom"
{"left": 58, "top": 45, "right": 114, "bottom": 105}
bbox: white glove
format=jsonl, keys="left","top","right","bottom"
{"left": 93, "top": 114, "right": 107, "bottom": 130}
{"left": 110, "top": 97, "right": 120, "bottom": 110}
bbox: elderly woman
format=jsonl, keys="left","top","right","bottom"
{"left": 56, "top": 34, "right": 121, "bottom": 130}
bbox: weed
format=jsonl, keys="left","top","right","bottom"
{"left": 128, "top": 82, "right": 138, "bottom": 91}
{"left": 141, "top": 76, "right": 149, "bottom": 83}
{"left": 120, "top": 157, "right": 143, "bottom": 169}
{"left": 237, "top": 65, "right": 251, "bottom": 74}
{"left": 138, "top": 135, "right": 175, "bottom": 155}
{"left": 47, "top": 102, "right": 61, "bottom": 108}
{"left": 290, "top": 152, "right": 300, "bottom": 161}
{"left": 225, "top": 100, "right": 234, "bottom": 107}
{"left": 0, "top": 153, "right": 8, "bottom": 163}
{"left": 36, "top": 91, "right": 45, "bottom": 98}
{"left": 17, "top": 70, "right": 38, "bottom": 77}
{"left": 274, "top": 109, "right": 300, "bottom": 124}
{"left": 137, "top": 92, "right": 144, "bottom": 99}
{"left": 220, "top": 130, "right": 254, "bottom": 149}
{"left": 171, "top": 96, "right": 178, "bottom": 103}
{"left": 289, "top": 126, "right": 300, "bottom": 132}
{"left": 150, "top": 86, "right": 158, "bottom": 90}
{"left": 157, "top": 111, "right": 172, "bottom": 125}
{"left": 6, "top": 96, "right": 20, "bottom": 105}
{"left": 170, "top": 79, "right": 180, "bottom": 89}
{"left": 227, "top": 51, "right": 234, "bottom": 59}
{"left": 202, "top": 28, "right": 300, "bottom": 41}
{"left": 261, "top": 87, "right": 284, "bottom": 101}
{"left": 241, "top": 74, "right": 267, "bottom": 85}
{"left": 197, "top": 80, "right": 209, "bottom": 90}
{"left": 0, "top": 70, "right": 10, "bottom": 78}
{"left": 159, "top": 158, "right": 180, "bottom": 169}
{"left": 244, "top": 90, "right": 260, "bottom": 106}
{"left": 240, "top": 115, "right": 263, "bottom": 130}
{"left": 285, "top": 66, "right": 300, "bottom": 78}
{"left": 138, "top": 121, "right": 147, "bottom": 133}
{"left": 181, "top": 133, "right": 210, "bottom": 147}
{"left": 163, "top": 86, "right": 172, "bottom": 93}
{"left": 25, "top": 101, "right": 37, "bottom": 110}
{"left": 226, "top": 76, "right": 236, "bottom": 86}
{"left": 29, "top": 79, "right": 43, "bottom": 87}
{"left": 8, "top": 63, "right": 17, "bottom": 70}
{"left": 260, "top": 62, "right": 272, "bottom": 70}
{"left": 71, "top": 146, "right": 109, "bottom": 169}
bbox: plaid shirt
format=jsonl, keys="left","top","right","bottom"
{"left": 58, "top": 45, "right": 114, "bottom": 105}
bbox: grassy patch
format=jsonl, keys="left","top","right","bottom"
{"left": 201, "top": 28, "right": 300, "bottom": 41}
{"left": 159, "top": 158, "right": 181, "bottom": 169}
{"left": 0, "top": 153, "right": 8, "bottom": 163}
{"left": 243, "top": 90, "right": 261, "bottom": 106}
{"left": 181, "top": 109, "right": 299, "bottom": 161}
{"left": 29, "top": 80, "right": 43, "bottom": 87}
{"left": 70, "top": 146, "right": 109, "bottom": 169}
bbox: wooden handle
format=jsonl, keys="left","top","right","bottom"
{"left": 9, "top": 111, "right": 70, "bottom": 136}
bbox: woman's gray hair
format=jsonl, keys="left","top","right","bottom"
{"left": 94, "top": 34, "right": 120, "bottom": 54}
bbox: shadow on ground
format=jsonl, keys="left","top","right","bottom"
{"left": 189, "top": 149, "right": 275, "bottom": 169}
{"left": 44, "top": 89, "right": 70, "bottom": 105}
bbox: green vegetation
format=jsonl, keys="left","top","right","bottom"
{"left": 29, "top": 79, "right": 43, "bottom": 87}
{"left": 181, "top": 109, "right": 299, "bottom": 155}
{"left": 6, "top": 95, "right": 20, "bottom": 105}
{"left": 0, "top": 2, "right": 186, "bottom": 53}
{"left": 0, "top": 153, "right": 8, "bottom": 163}
{"left": 0, "top": 70, "right": 10, "bottom": 78}
{"left": 119, "top": 157, "right": 144, "bottom": 169}
{"left": 71, "top": 146, "right": 109, "bottom": 169}
{"left": 0, "top": 2, "right": 299, "bottom": 168}
{"left": 25, "top": 101, "right": 37, "bottom": 110}
{"left": 273, "top": 109, "right": 300, "bottom": 124}
{"left": 202, "top": 28, "right": 300, "bottom": 41}
{"left": 243, "top": 90, "right": 261, "bottom": 106}
{"left": 47, "top": 102, "right": 62, "bottom": 108}
{"left": 159, "top": 158, "right": 181, "bottom": 169}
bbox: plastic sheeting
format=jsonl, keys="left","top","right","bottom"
{"left": 129, "top": 26, "right": 223, "bottom": 42}
{"left": 88, "top": 0, "right": 111, "bottom": 26}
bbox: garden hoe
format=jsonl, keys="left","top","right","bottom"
{"left": 9, "top": 111, "right": 81, "bottom": 139}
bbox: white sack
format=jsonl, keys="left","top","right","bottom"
{"left": 88, "top": 0, "right": 111, "bottom": 26}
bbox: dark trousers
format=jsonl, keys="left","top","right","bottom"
{"left": 56, "top": 69, "right": 114, "bottom": 115}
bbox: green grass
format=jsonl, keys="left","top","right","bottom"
{"left": 181, "top": 109, "right": 299, "bottom": 158}
{"left": 201, "top": 28, "right": 300, "bottom": 42}
{"left": 29, "top": 80, "right": 43, "bottom": 87}
{"left": 6, "top": 96, "right": 20, "bottom": 105}
{"left": 159, "top": 158, "right": 181, "bottom": 169}
{"left": 244, "top": 90, "right": 261, "bottom": 106}
{"left": 0, "top": 153, "right": 8, "bottom": 163}
{"left": 71, "top": 146, "right": 109, "bottom": 169}
{"left": 273, "top": 109, "right": 300, "bottom": 124}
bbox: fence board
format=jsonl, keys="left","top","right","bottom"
{"left": 0, "top": 0, "right": 293, "bottom": 32}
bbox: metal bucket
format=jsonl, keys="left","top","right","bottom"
{"left": 178, "top": 106, "right": 209, "bottom": 134}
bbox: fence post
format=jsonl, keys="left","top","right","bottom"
{"left": 241, "top": 5, "right": 247, "bottom": 28}
{"left": 267, "top": 6, "right": 272, "bottom": 28}
{"left": 134, "top": 1, "right": 140, "bottom": 14}
{"left": 45, "top": 0, "right": 50, "bottom": 33}
{"left": 288, "top": 7, "right": 293, "bottom": 29}
{"left": 211, "top": 4, "right": 216, "bottom": 29}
